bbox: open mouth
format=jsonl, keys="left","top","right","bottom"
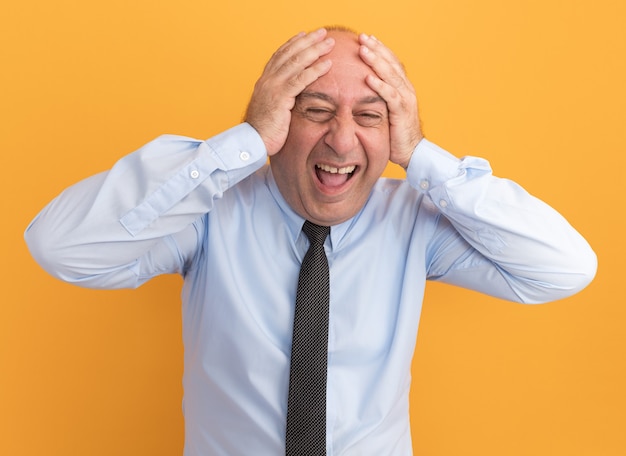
{"left": 315, "top": 164, "right": 357, "bottom": 188}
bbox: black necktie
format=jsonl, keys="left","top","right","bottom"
{"left": 285, "top": 221, "right": 331, "bottom": 456}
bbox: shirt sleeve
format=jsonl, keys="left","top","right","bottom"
{"left": 24, "top": 123, "right": 267, "bottom": 289}
{"left": 406, "top": 139, "right": 597, "bottom": 303}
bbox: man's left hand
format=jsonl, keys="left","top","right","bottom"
{"left": 358, "top": 34, "right": 424, "bottom": 169}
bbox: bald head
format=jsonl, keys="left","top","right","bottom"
{"left": 298, "top": 29, "right": 382, "bottom": 111}
{"left": 320, "top": 29, "right": 362, "bottom": 69}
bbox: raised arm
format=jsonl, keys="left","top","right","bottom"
{"left": 25, "top": 29, "right": 338, "bottom": 290}
{"left": 24, "top": 126, "right": 267, "bottom": 289}
{"left": 359, "top": 33, "right": 596, "bottom": 302}
{"left": 411, "top": 139, "right": 596, "bottom": 303}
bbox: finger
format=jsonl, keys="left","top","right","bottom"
{"left": 285, "top": 58, "right": 333, "bottom": 95}
{"left": 358, "top": 35, "right": 413, "bottom": 95}
{"left": 364, "top": 73, "right": 403, "bottom": 116}
{"left": 363, "top": 64, "right": 418, "bottom": 126}
{"left": 358, "top": 34, "right": 406, "bottom": 77}
{"left": 265, "top": 28, "right": 329, "bottom": 73}
{"left": 274, "top": 35, "right": 334, "bottom": 79}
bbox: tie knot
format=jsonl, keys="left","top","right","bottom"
{"left": 302, "top": 221, "right": 330, "bottom": 247}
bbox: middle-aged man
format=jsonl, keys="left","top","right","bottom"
{"left": 25, "top": 27, "right": 597, "bottom": 455}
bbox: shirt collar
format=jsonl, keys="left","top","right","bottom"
{"left": 264, "top": 165, "right": 357, "bottom": 250}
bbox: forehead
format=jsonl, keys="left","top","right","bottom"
{"left": 303, "top": 31, "right": 379, "bottom": 104}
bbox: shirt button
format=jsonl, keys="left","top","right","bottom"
{"left": 419, "top": 179, "right": 429, "bottom": 190}
{"left": 239, "top": 151, "right": 251, "bottom": 161}
{"left": 190, "top": 170, "right": 200, "bottom": 179}
{"left": 439, "top": 200, "right": 448, "bottom": 208}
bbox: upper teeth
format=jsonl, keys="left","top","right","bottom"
{"left": 317, "top": 164, "right": 356, "bottom": 174}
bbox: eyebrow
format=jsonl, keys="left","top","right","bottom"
{"left": 297, "top": 92, "right": 386, "bottom": 106}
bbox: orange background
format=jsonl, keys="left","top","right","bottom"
{"left": 2, "top": 0, "right": 625, "bottom": 455}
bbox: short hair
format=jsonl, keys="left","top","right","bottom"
{"left": 323, "top": 25, "right": 358, "bottom": 35}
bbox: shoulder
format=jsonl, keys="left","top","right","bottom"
{"left": 370, "top": 177, "right": 420, "bottom": 205}
{"left": 364, "top": 177, "right": 436, "bottom": 223}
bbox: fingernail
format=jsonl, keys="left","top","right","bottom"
{"left": 361, "top": 45, "right": 374, "bottom": 58}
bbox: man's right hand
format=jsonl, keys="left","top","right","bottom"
{"left": 244, "top": 28, "right": 335, "bottom": 156}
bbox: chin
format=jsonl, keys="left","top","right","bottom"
{"left": 306, "top": 203, "right": 361, "bottom": 227}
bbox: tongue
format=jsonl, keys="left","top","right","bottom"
{"left": 318, "top": 169, "right": 350, "bottom": 187}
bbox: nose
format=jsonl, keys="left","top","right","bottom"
{"left": 324, "top": 115, "right": 358, "bottom": 155}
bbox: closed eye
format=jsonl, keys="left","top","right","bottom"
{"left": 354, "top": 112, "right": 384, "bottom": 127}
{"left": 304, "top": 108, "right": 335, "bottom": 123}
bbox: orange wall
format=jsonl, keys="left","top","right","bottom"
{"left": 2, "top": 1, "right": 625, "bottom": 455}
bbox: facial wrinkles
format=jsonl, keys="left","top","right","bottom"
{"left": 303, "top": 96, "right": 387, "bottom": 188}
{"left": 312, "top": 100, "right": 386, "bottom": 164}
{"left": 269, "top": 31, "right": 391, "bottom": 225}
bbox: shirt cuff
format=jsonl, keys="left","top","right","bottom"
{"left": 405, "top": 139, "right": 463, "bottom": 193}
{"left": 205, "top": 123, "right": 267, "bottom": 171}
{"left": 120, "top": 124, "right": 267, "bottom": 237}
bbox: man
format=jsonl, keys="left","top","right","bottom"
{"left": 25, "top": 27, "right": 596, "bottom": 455}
